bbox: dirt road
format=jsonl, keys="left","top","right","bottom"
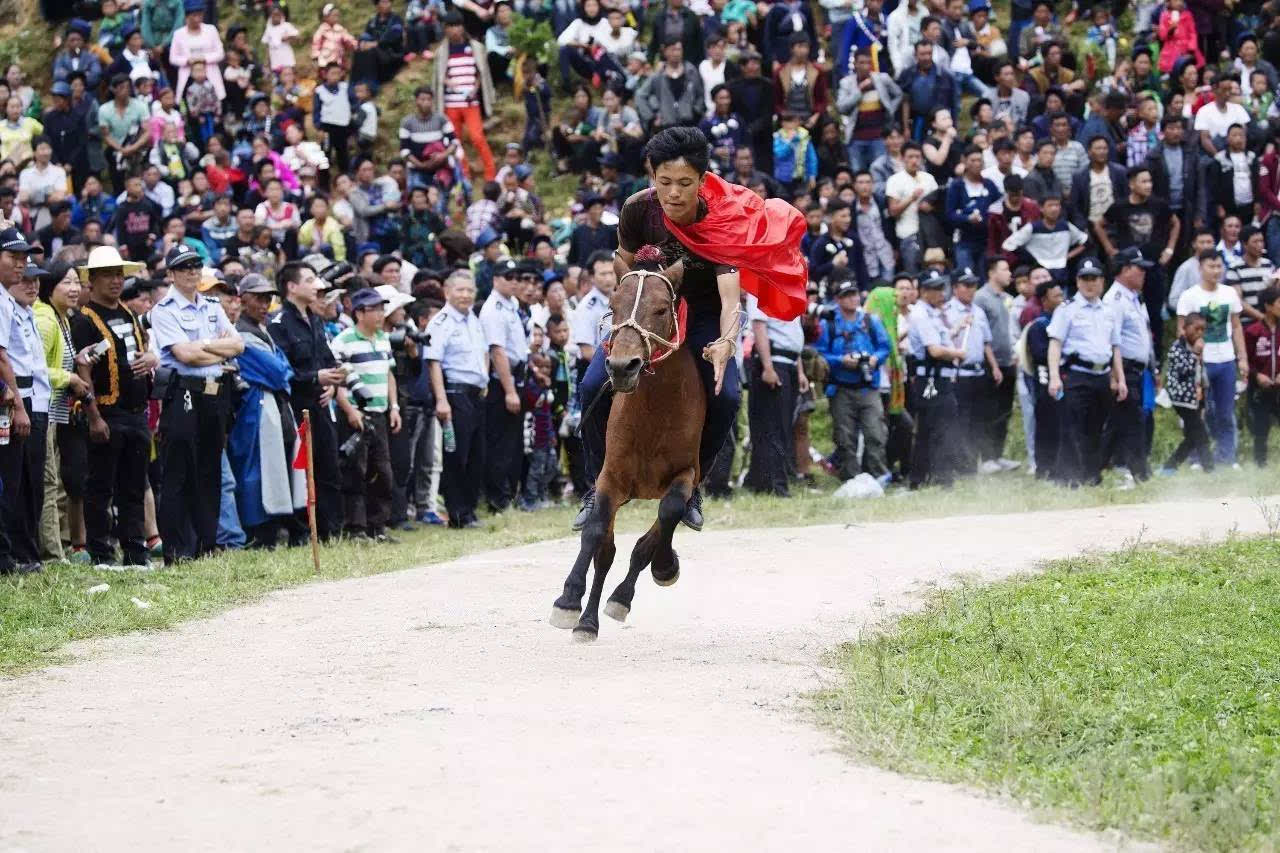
{"left": 1, "top": 496, "right": 1261, "bottom": 851}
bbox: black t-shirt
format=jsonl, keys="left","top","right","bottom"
{"left": 70, "top": 299, "right": 150, "bottom": 412}
{"left": 617, "top": 189, "right": 731, "bottom": 319}
{"left": 1104, "top": 197, "right": 1173, "bottom": 261}
{"left": 924, "top": 135, "right": 963, "bottom": 186}
{"left": 112, "top": 198, "right": 161, "bottom": 261}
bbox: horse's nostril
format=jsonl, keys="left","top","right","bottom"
{"left": 607, "top": 356, "right": 644, "bottom": 376}
{"left": 624, "top": 357, "right": 642, "bottom": 374}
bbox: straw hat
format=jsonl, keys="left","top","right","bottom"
{"left": 77, "top": 245, "right": 144, "bottom": 282}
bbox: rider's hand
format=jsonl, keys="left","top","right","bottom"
{"left": 702, "top": 340, "right": 734, "bottom": 395}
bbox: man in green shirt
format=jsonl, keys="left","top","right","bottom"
{"left": 98, "top": 73, "right": 151, "bottom": 191}
{"left": 332, "top": 288, "right": 401, "bottom": 542}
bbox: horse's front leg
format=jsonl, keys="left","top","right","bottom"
{"left": 574, "top": 487, "right": 618, "bottom": 642}
{"left": 551, "top": 490, "right": 615, "bottom": 628}
{"left": 605, "top": 524, "right": 659, "bottom": 623}
{"left": 650, "top": 471, "right": 694, "bottom": 586}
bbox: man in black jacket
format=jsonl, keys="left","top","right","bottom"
{"left": 728, "top": 50, "right": 775, "bottom": 174}
{"left": 647, "top": 0, "right": 705, "bottom": 65}
{"left": 41, "top": 81, "right": 90, "bottom": 192}
{"left": 1146, "top": 115, "right": 1202, "bottom": 250}
{"left": 1068, "top": 135, "right": 1126, "bottom": 235}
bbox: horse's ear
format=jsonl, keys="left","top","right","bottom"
{"left": 662, "top": 259, "right": 685, "bottom": 287}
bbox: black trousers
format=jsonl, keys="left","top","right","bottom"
{"left": 320, "top": 122, "right": 352, "bottom": 178}
{"left": 443, "top": 386, "right": 486, "bottom": 525}
{"left": 1247, "top": 385, "right": 1280, "bottom": 466}
{"left": 85, "top": 408, "right": 150, "bottom": 565}
{"left": 389, "top": 402, "right": 426, "bottom": 525}
{"left": 484, "top": 376, "right": 524, "bottom": 511}
{"left": 339, "top": 410, "right": 394, "bottom": 532}
{"left": 1104, "top": 367, "right": 1151, "bottom": 480}
{"left": 291, "top": 396, "right": 343, "bottom": 540}
{"left": 1031, "top": 379, "right": 1061, "bottom": 482}
{"left": 57, "top": 419, "right": 87, "bottom": 502}
{"left": 1166, "top": 406, "right": 1214, "bottom": 471}
{"left": 980, "top": 366, "right": 1017, "bottom": 461}
{"left": 158, "top": 385, "right": 228, "bottom": 562}
{"left": 908, "top": 375, "right": 957, "bottom": 489}
{"left": 744, "top": 356, "right": 796, "bottom": 496}
{"left": 953, "top": 375, "right": 985, "bottom": 475}
{"left": 0, "top": 402, "right": 47, "bottom": 567}
{"left": 1056, "top": 370, "right": 1113, "bottom": 487}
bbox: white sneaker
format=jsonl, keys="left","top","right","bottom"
{"left": 1026, "top": 462, "right": 1037, "bottom": 476}
{"left": 1189, "top": 462, "right": 1204, "bottom": 472}
{"left": 978, "top": 460, "right": 1003, "bottom": 475}
{"left": 1116, "top": 471, "right": 1136, "bottom": 491}
{"left": 997, "top": 457, "right": 1022, "bottom": 471}
{"left": 1232, "top": 463, "right": 1243, "bottom": 471}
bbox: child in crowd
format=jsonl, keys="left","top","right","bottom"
{"left": 262, "top": 4, "right": 301, "bottom": 71}
{"left": 484, "top": 2, "right": 514, "bottom": 82}
{"left": 772, "top": 111, "right": 817, "bottom": 196}
{"left": 184, "top": 60, "right": 222, "bottom": 145}
{"left": 1086, "top": 5, "right": 1117, "bottom": 68}
{"left": 520, "top": 331, "right": 557, "bottom": 511}
{"left": 97, "top": 0, "right": 133, "bottom": 53}
{"left": 353, "top": 81, "right": 379, "bottom": 159}
{"left": 1162, "top": 311, "right": 1213, "bottom": 474}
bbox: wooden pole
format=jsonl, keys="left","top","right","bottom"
{"left": 303, "top": 408, "right": 320, "bottom": 573}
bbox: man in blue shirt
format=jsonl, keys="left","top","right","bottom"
{"left": 818, "top": 277, "right": 893, "bottom": 482}
{"left": 945, "top": 146, "right": 1002, "bottom": 277}
{"left": 1047, "top": 257, "right": 1125, "bottom": 487}
{"left": 896, "top": 40, "right": 959, "bottom": 140}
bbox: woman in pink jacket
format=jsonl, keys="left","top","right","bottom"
{"left": 169, "top": 0, "right": 226, "bottom": 100}
{"left": 1157, "top": 0, "right": 1205, "bottom": 73}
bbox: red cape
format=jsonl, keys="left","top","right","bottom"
{"left": 660, "top": 173, "right": 809, "bottom": 321}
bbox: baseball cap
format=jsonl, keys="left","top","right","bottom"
{"left": 834, "top": 279, "right": 859, "bottom": 297}
{"left": 1113, "top": 246, "right": 1154, "bottom": 269}
{"left": 237, "top": 273, "right": 277, "bottom": 296}
{"left": 0, "top": 227, "right": 32, "bottom": 253}
{"left": 22, "top": 260, "right": 44, "bottom": 279}
{"left": 1076, "top": 257, "right": 1105, "bottom": 278}
{"left": 514, "top": 164, "right": 533, "bottom": 181}
{"left": 350, "top": 287, "right": 387, "bottom": 310}
{"left": 165, "top": 243, "right": 202, "bottom": 270}
{"left": 474, "top": 227, "right": 501, "bottom": 250}
{"left": 50, "top": 80, "right": 71, "bottom": 97}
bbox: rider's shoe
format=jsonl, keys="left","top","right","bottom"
{"left": 571, "top": 487, "right": 596, "bottom": 532}
{"left": 682, "top": 488, "right": 704, "bottom": 531}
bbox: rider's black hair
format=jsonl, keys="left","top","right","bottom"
{"left": 644, "top": 127, "right": 709, "bottom": 175}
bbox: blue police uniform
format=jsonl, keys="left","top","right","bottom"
{"left": 1047, "top": 269, "right": 1122, "bottom": 486}
{"left": 571, "top": 286, "right": 611, "bottom": 364}
{"left": 479, "top": 288, "right": 531, "bottom": 511}
{"left": 905, "top": 283, "right": 961, "bottom": 488}
{"left": 744, "top": 294, "right": 806, "bottom": 495}
{"left": 944, "top": 294, "right": 993, "bottom": 474}
{"left": 1103, "top": 278, "right": 1155, "bottom": 481}
{"left": 148, "top": 247, "right": 238, "bottom": 562}
{"left": 817, "top": 300, "right": 892, "bottom": 481}
{"left": 425, "top": 302, "right": 488, "bottom": 527}
{"left": 0, "top": 269, "right": 52, "bottom": 570}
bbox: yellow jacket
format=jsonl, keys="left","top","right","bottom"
{"left": 32, "top": 300, "right": 73, "bottom": 392}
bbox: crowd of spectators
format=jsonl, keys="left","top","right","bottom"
{"left": 4, "top": 0, "right": 1280, "bottom": 572}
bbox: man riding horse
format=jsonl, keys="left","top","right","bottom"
{"left": 573, "top": 127, "right": 809, "bottom": 531}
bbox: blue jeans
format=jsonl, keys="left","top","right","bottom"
{"left": 846, "top": 138, "right": 887, "bottom": 173}
{"left": 954, "top": 72, "right": 991, "bottom": 100}
{"left": 954, "top": 240, "right": 986, "bottom": 279}
{"left": 1203, "top": 360, "right": 1239, "bottom": 464}
{"left": 217, "top": 451, "right": 246, "bottom": 549}
{"left": 578, "top": 310, "right": 742, "bottom": 487}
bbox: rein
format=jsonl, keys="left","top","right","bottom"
{"left": 603, "top": 269, "right": 684, "bottom": 369}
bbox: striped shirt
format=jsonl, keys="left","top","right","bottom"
{"left": 443, "top": 43, "right": 480, "bottom": 109}
{"left": 330, "top": 327, "right": 393, "bottom": 413}
{"left": 1051, "top": 140, "right": 1087, "bottom": 190}
{"left": 1227, "top": 257, "right": 1276, "bottom": 311}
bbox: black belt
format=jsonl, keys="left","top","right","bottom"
{"left": 14, "top": 375, "right": 33, "bottom": 389}
{"left": 1064, "top": 354, "right": 1110, "bottom": 374}
{"left": 766, "top": 347, "right": 801, "bottom": 362}
{"left": 175, "top": 375, "right": 227, "bottom": 395}
{"left": 446, "top": 382, "right": 485, "bottom": 397}
{"left": 1122, "top": 358, "right": 1148, "bottom": 373}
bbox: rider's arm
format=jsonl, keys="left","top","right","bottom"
{"left": 715, "top": 268, "right": 742, "bottom": 346}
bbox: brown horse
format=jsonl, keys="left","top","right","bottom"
{"left": 550, "top": 247, "right": 706, "bottom": 641}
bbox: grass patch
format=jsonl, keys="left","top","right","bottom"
{"left": 815, "top": 535, "right": 1280, "bottom": 852}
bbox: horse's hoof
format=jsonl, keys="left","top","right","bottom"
{"left": 549, "top": 606, "right": 581, "bottom": 629}
{"left": 604, "top": 600, "right": 629, "bottom": 622}
{"left": 572, "top": 626, "right": 598, "bottom": 643}
{"left": 652, "top": 568, "right": 679, "bottom": 587}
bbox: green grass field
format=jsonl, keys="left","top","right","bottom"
{"left": 815, "top": 534, "right": 1280, "bottom": 851}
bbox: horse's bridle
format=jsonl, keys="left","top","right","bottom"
{"left": 604, "top": 269, "right": 683, "bottom": 367}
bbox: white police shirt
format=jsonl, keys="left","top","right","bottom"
{"left": 1103, "top": 282, "right": 1152, "bottom": 364}
{"left": 906, "top": 300, "right": 949, "bottom": 361}
{"left": 479, "top": 290, "right": 530, "bottom": 366}
{"left": 150, "top": 288, "right": 235, "bottom": 379}
{"left": 424, "top": 303, "right": 488, "bottom": 388}
{"left": 1047, "top": 292, "right": 1122, "bottom": 367}
{"left": 943, "top": 296, "right": 993, "bottom": 368}
{"left": 0, "top": 289, "right": 51, "bottom": 413}
{"left": 572, "top": 286, "right": 611, "bottom": 359}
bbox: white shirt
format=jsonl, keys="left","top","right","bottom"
{"left": 1176, "top": 284, "right": 1242, "bottom": 364}
{"left": 572, "top": 286, "right": 612, "bottom": 359}
{"left": 699, "top": 58, "right": 731, "bottom": 114}
{"left": 1194, "top": 101, "right": 1251, "bottom": 144}
{"left": 887, "top": 2, "right": 927, "bottom": 77}
{"left": 884, "top": 168, "right": 938, "bottom": 239}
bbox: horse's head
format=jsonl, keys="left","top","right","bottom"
{"left": 606, "top": 245, "right": 685, "bottom": 393}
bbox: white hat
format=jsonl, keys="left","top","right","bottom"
{"left": 78, "top": 245, "right": 145, "bottom": 282}
{"left": 375, "top": 284, "right": 414, "bottom": 313}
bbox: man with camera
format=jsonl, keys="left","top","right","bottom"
{"left": 332, "top": 288, "right": 402, "bottom": 542}
{"left": 269, "top": 261, "right": 348, "bottom": 541}
{"left": 816, "top": 277, "right": 893, "bottom": 484}
{"left": 479, "top": 258, "right": 529, "bottom": 512}
{"left": 376, "top": 284, "right": 432, "bottom": 530}
{"left": 149, "top": 243, "right": 244, "bottom": 564}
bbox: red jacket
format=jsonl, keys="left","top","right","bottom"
{"left": 1156, "top": 10, "right": 1204, "bottom": 73}
{"left": 987, "top": 197, "right": 1041, "bottom": 266}
{"left": 1259, "top": 151, "right": 1280, "bottom": 223}
{"left": 1245, "top": 319, "right": 1280, "bottom": 383}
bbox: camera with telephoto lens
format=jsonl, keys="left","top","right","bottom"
{"left": 387, "top": 324, "right": 431, "bottom": 354}
{"left": 856, "top": 352, "right": 875, "bottom": 385}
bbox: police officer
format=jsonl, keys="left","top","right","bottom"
{"left": 1024, "top": 278, "right": 1066, "bottom": 481}
{"left": 744, "top": 291, "right": 809, "bottom": 495}
{"left": 150, "top": 244, "right": 244, "bottom": 563}
{"left": 944, "top": 267, "right": 999, "bottom": 475}
{"left": 0, "top": 254, "right": 53, "bottom": 573}
{"left": 1102, "top": 246, "right": 1155, "bottom": 484}
{"left": 269, "top": 261, "right": 348, "bottom": 542}
{"left": 1047, "top": 257, "right": 1124, "bottom": 488}
{"left": 480, "top": 258, "right": 529, "bottom": 511}
{"left": 906, "top": 270, "right": 967, "bottom": 489}
{"left": 425, "top": 270, "right": 489, "bottom": 529}
{"left": 571, "top": 250, "right": 616, "bottom": 373}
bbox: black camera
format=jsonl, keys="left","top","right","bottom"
{"left": 857, "top": 352, "right": 875, "bottom": 385}
{"left": 387, "top": 324, "right": 430, "bottom": 353}
{"left": 344, "top": 369, "right": 377, "bottom": 407}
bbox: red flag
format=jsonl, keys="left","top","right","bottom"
{"left": 660, "top": 173, "right": 809, "bottom": 321}
{"left": 292, "top": 415, "right": 310, "bottom": 470}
